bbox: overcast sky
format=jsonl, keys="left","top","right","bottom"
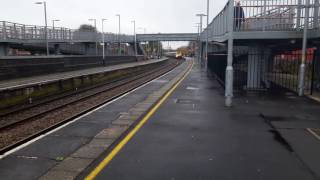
{"left": 2, "top": 0, "right": 228, "bottom": 34}
{"left": 1, "top": 0, "right": 228, "bottom": 49}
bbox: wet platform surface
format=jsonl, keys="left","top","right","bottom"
{"left": 87, "top": 63, "right": 317, "bottom": 180}
{"left": 1, "top": 59, "right": 319, "bottom": 180}
{"left": 0, "top": 59, "right": 188, "bottom": 180}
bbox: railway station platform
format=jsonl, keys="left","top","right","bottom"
{"left": 0, "top": 58, "right": 320, "bottom": 180}
{"left": 0, "top": 58, "right": 167, "bottom": 91}
{"left": 79, "top": 60, "right": 320, "bottom": 180}
{"left": 0, "top": 58, "right": 191, "bottom": 180}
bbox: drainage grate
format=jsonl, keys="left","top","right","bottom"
{"left": 307, "top": 128, "right": 320, "bottom": 141}
{"left": 175, "top": 99, "right": 196, "bottom": 104}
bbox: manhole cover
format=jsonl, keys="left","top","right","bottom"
{"left": 307, "top": 128, "right": 320, "bottom": 140}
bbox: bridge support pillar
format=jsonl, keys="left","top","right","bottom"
{"left": 225, "top": 0, "right": 235, "bottom": 107}
{"left": 246, "top": 47, "right": 270, "bottom": 89}
{"left": 314, "top": 0, "right": 319, "bottom": 28}
{"left": 54, "top": 44, "right": 61, "bottom": 55}
{"left": 84, "top": 43, "right": 90, "bottom": 55}
{"left": 0, "top": 43, "right": 9, "bottom": 56}
{"left": 225, "top": 39, "right": 234, "bottom": 107}
{"left": 298, "top": 0, "right": 310, "bottom": 96}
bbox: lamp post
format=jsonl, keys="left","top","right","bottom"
{"left": 88, "top": 18, "right": 98, "bottom": 55}
{"left": 138, "top": 27, "right": 146, "bottom": 34}
{"left": 101, "top": 19, "right": 107, "bottom": 62}
{"left": 52, "top": 19, "right": 60, "bottom": 29}
{"left": 35, "top": 1, "right": 49, "bottom": 56}
{"left": 131, "top": 20, "right": 137, "bottom": 56}
{"left": 225, "top": 0, "right": 235, "bottom": 107}
{"left": 52, "top": 19, "right": 60, "bottom": 39}
{"left": 196, "top": 13, "right": 207, "bottom": 65}
{"left": 206, "top": 0, "right": 210, "bottom": 70}
{"left": 193, "top": 23, "right": 200, "bottom": 59}
{"left": 298, "top": 0, "right": 310, "bottom": 96}
{"left": 116, "top": 14, "right": 121, "bottom": 56}
{"left": 138, "top": 27, "right": 147, "bottom": 57}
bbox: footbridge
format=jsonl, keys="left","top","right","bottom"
{"left": 200, "top": 0, "right": 320, "bottom": 107}
{"left": 1, "top": 0, "right": 320, "bottom": 103}
{"left": 0, "top": 21, "right": 134, "bottom": 44}
{"left": 200, "top": 0, "right": 320, "bottom": 42}
{"left": 136, "top": 33, "right": 198, "bottom": 41}
{"left": 1, "top": 0, "right": 319, "bottom": 46}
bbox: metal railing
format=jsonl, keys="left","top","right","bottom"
{"left": 0, "top": 21, "right": 134, "bottom": 43}
{"left": 208, "top": 47, "right": 316, "bottom": 93}
{"left": 202, "top": 0, "right": 320, "bottom": 40}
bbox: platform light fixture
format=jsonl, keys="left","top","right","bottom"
{"left": 196, "top": 13, "right": 207, "bottom": 64}
{"left": 52, "top": 19, "right": 60, "bottom": 29}
{"left": 116, "top": 14, "right": 121, "bottom": 55}
{"left": 88, "top": 18, "right": 98, "bottom": 55}
{"left": 35, "top": 1, "right": 49, "bottom": 56}
{"left": 101, "top": 18, "right": 107, "bottom": 61}
{"left": 131, "top": 20, "right": 137, "bottom": 56}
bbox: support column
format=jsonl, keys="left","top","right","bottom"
{"left": 246, "top": 47, "right": 271, "bottom": 89}
{"left": 314, "top": 0, "right": 319, "bottom": 28}
{"left": 225, "top": 0, "right": 235, "bottom": 107}
{"left": 261, "top": 48, "right": 272, "bottom": 88}
{"left": 296, "top": 0, "right": 302, "bottom": 29}
{"left": 84, "top": 43, "right": 90, "bottom": 55}
{"left": 298, "top": 0, "right": 310, "bottom": 96}
{"left": 247, "top": 47, "right": 261, "bottom": 89}
{"left": 54, "top": 44, "right": 61, "bottom": 55}
{"left": 0, "top": 43, "right": 9, "bottom": 56}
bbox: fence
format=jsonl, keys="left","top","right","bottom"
{"left": 311, "top": 50, "right": 320, "bottom": 96}
{"left": 202, "top": 0, "right": 320, "bottom": 40}
{"left": 0, "top": 21, "right": 134, "bottom": 43}
{"left": 208, "top": 46, "right": 317, "bottom": 95}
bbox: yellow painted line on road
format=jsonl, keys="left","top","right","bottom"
{"left": 85, "top": 60, "right": 194, "bottom": 180}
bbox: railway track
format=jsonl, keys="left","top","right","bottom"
{"left": 0, "top": 59, "right": 182, "bottom": 154}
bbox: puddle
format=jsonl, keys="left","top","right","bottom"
{"left": 186, "top": 86, "right": 199, "bottom": 90}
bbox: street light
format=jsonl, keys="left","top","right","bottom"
{"left": 194, "top": 23, "right": 200, "bottom": 36}
{"left": 298, "top": 0, "right": 310, "bottom": 96}
{"left": 116, "top": 14, "right": 121, "bottom": 56}
{"left": 193, "top": 23, "right": 200, "bottom": 59}
{"left": 138, "top": 27, "right": 146, "bottom": 34}
{"left": 52, "top": 19, "right": 60, "bottom": 29}
{"left": 132, "top": 20, "right": 137, "bottom": 56}
{"left": 206, "top": 0, "right": 210, "bottom": 70}
{"left": 196, "top": 13, "right": 207, "bottom": 65}
{"left": 52, "top": 19, "right": 60, "bottom": 40}
{"left": 88, "top": 18, "right": 98, "bottom": 55}
{"left": 101, "top": 18, "right": 107, "bottom": 61}
{"left": 35, "top": 1, "right": 49, "bottom": 56}
{"left": 138, "top": 27, "right": 148, "bottom": 57}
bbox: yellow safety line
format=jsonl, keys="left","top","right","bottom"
{"left": 85, "top": 60, "right": 194, "bottom": 180}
